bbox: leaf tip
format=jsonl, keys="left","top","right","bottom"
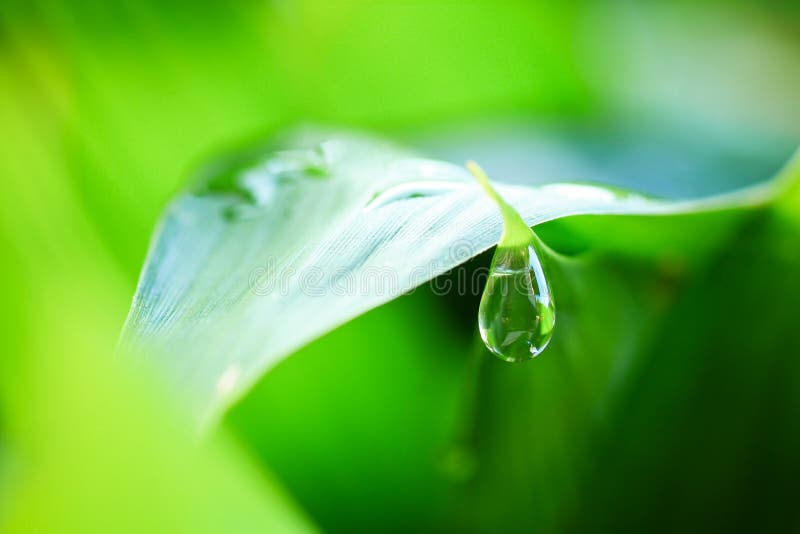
{"left": 466, "top": 160, "right": 499, "bottom": 203}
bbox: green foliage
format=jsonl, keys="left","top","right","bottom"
{"left": 122, "top": 127, "right": 793, "bottom": 426}
{"left": 2, "top": 1, "right": 799, "bottom": 533}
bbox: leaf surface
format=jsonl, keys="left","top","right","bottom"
{"left": 121, "top": 126, "right": 798, "bottom": 426}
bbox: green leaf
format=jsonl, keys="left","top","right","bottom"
{"left": 120, "top": 125, "right": 798, "bottom": 428}
{"left": 1, "top": 308, "right": 315, "bottom": 533}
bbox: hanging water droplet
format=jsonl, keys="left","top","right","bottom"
{"left": 467, "top": 161, "right": 555, "bottom": 362}
{"left": 478, "top": 243, "right": 555, "bottom": 361}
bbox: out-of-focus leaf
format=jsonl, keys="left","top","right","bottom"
{"left": 0, "top": 309, "right": 315, "bottom": 534}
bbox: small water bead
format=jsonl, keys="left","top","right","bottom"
{"left": 363, "top": 180, "right": 467, "bottom": 211}
{"left": 467, "top": 161, "right": 556, "bottom": 362}
{"left": 363, "top": 159, "right": 471, "bottom": 211}
{"left": 202, "top": 144, "right": 334, "bottom": 222}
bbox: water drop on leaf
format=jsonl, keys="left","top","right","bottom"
{"left": 478, "top": 243, "right": 555, "bottom": 361}
{"left": 468, "top": 161, "right": 555, "bottom": 362}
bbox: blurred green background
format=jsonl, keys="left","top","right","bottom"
{"left": 1, "top": 1, "right": 799, "bottom": 532}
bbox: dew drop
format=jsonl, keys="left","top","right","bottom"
{"left": 363, "top": 158, "right": 470, "bottom": 211}
{"left": 467, "top": 161, "right": 555, "bottom": 362}
{"left": 363, "top": 179, "right": 466, "bottom": 211}
{"left": 478, "top": 243, "right": 555, "bottom": 362}
{"left": 193, "top": 143, "right": 334, "bottom": 222}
